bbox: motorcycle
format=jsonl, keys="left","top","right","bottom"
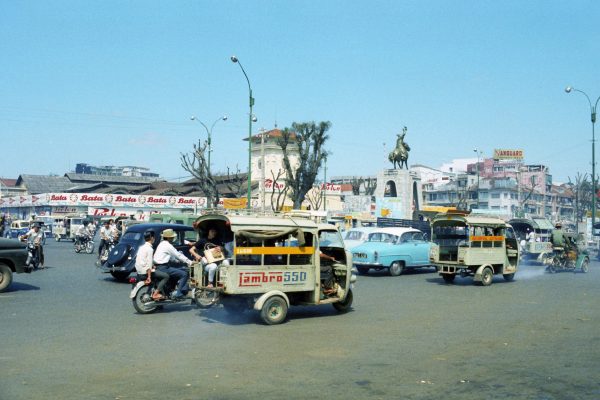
{"left": 96, "top": 238, "right": 116, "bottom": 267}
{"left": 543, "top": 247, "right": 589, "bottom": 273}
{"left": 25, "top": 242, "right": 41, "bottom": 270}
{"left": 74, "top": 236, "right": 94, "bottom": 254}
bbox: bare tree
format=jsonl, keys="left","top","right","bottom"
{"left": 224, "top": 165, "right": 247, "bottom": 199}
{"left": 180, "top": 140, "right": 220, "bottom": 207}
{"left": 278, "top": 121, "right": 331, "bottom": 209}
{"left": 269, "top": 169, "right": 290, "bottom": 212}
{"left": 305, "top": 184, "right": 324, "bottom": 210}
{"left": 351, "top": 177, "right": 364, "bottom": 195}
{"left": 363, "top": 177, "right": 377, "bottom": 195}
{"left": 569, "top": 172, "right": 592, "bottom": 223}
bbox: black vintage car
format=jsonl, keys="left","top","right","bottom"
{"left": 0, "top": 238, "right": 28, "bottom": 292}
{"left": 99, "top": 223, "right": 197, "bottom": 281}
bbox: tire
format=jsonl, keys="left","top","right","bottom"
{"left": 110, "top": 271, "right": 129, "bottom": 282}
{"left": 132, "top": 285, "right": 158, "bottom": 314}
{"left": 332, "top": 289, "right": 353, "bottom": 313}
{"left": 580, "top": 258, "right": 589, "bottom": 273}
{"left": 260, "top": 296, "right": 288, "bottom": 325}
{"left": 194, "top": 288, "right": 219, "bottom": 309}
{"left": 503, "top": 273, "right": 515, "bottom": 281}
{"left": 356, "top": 267, "right": 369, "bottom": 275}
{"left": 85, "top": 241, "right": 94, "bottom": 254}
{"left": 74, "top": 244, "right": 81, "bottom": 253}
{"left": 480, "top": 267, "right": 494, "bottom": 286}
{"left": 442, "top": 274, "right": 456, "bottom": 283}
{"left": 389, "top": 261, "right": 404, "bottom": 277}
{"left": 0, "top": 263, "right": 13, "bottom": 292}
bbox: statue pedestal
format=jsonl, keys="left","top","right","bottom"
{"left": 375, "top": 169, "right": 421, "bottom": 220}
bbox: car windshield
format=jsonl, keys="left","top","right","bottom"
{"left": 121, "top": 231, "right": 142, "bottom": 243}
{"left": 367, "top": 232, "right": 398, "bottom": 243}
{"left": 318, "top": 230, "right": 345, "bottom": 248}
{"left": 345, "top": 231, "right": 365, "bottom": 241}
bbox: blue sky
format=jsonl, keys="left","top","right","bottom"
{"left": 1, "top": 1, "right": 599, "bottom": 183}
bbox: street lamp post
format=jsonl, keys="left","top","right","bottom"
{"left": 565, "top": 86, "right": 600, "bottom": 228}
{"left": 473, "top": 149, "right": 482, "bottom": 209}
{"left": 231, "top": 55, "right": 254, "bottom": 209}
{"left": 190, "top": 115, "right": 227, "bottom": 176}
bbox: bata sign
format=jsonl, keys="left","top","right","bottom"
{"left": 493, "top": 149, "right": 524, "bottom": 160}
{"left": 39, "top": 193, "right": 203, "bottom": 209}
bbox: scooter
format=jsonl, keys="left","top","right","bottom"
{"left": 25, "top": 242, "right": 41, "bottom": 270}
{"left": 129, "top": 266, "right": 216, "bottom": 314}
{"left": 74, "top": 236, "right": 94, "bottom": 254}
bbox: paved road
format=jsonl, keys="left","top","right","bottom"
{"left": 1, "top": 241, "right": 600, "bottom": 400}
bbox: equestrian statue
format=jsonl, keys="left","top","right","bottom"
{"left": 388, "top": 126, "right": 411, "bottom": 169}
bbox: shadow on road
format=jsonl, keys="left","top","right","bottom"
{"left": 358, "top": 267, "right": 437, "bottom": 278}
{"left": 2, "top": 281, "right": 40, "bottom": 292}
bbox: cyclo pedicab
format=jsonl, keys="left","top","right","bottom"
{"left": 429, "top": 211, "right": 520, "bottom": 286}
{"left": 542, "top": 228, "right": 590, "bottom": 273}
{"left": 189, "top": 212, "right": 356, "bottom": 325}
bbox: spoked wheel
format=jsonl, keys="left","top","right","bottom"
{"left": 132, "top": 285, "right": 158, "bottom": 314}
{"left": 442, "top": 274, "right": 456, "bottom": 283}
{"left": 260, "top": 296, "right": 288, "bottom": 325}
{"left": 194, "top": 288, "right": 219, "bottom": 309}
{"left": 332, "top": 288, "right": 353, "bottom": 313}
{"left": 480, "top": 267, "right": 494, "bottom": 286}
{"left": 85, "top": 241, "right": 94, "bottom": 254}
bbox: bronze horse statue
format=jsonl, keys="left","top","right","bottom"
{"left": 388, "top": 127, "right": 410, "bottom": 169}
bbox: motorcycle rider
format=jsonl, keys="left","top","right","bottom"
{"left": 98, "top": 220, "right": 112, "bottom": 260}
{"left": 21, "top": 222, "right": 45, "bottom": 269}
{"left": 551, "top": 222, "right": 571, "bottom": 253}
{"left": 75, "top": 221, "right": 92, "bottom": 248}
{"left": 135, "top": 230, "right": 169, "bottom": 301}
{"left": 153, "top": 228, "right": 193, "bottom": 299}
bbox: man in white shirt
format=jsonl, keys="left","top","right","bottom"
{"left": 98, "top": 220, "right": 112, "bottom": 260}
{"left": 135, "top": 230, "right": 169, "bottom": 300}
{"left": 21, "top": 223, "right": 45, "bottom": 268}
{"left": 153, "top": 228, "right": 192, "bottom": 298}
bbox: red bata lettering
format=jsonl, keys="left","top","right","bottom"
{"left": 51, "top": 195, "right": 67, "bottom": 201}
{"left": 147, "top": 197, "right": 167, "bottom": 204}
{"left": 239, "top": 271, "right": 283, "bottom": 287}
{"left": 81, "top": 195, "right": 103, "bottom": 201}
{"left": 177, "top": 198, "right": 195, "bottom": 204}
{"left": 115, "top": 196, "right": 137, "bottom": 203}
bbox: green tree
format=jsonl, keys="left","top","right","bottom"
{"left": 278, "top": 121, "right": 331, "bottom": 209}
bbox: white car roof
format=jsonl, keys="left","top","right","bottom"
{"left": 369, "top": 227, "right": 422, "bottom": 236}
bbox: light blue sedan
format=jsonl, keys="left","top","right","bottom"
{"left": 351, "top": 227, "right": 432, "bottom": 276}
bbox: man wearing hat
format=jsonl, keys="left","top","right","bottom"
{"left": 153, "top": 228, "right": 193, "bottom": 298}
{"left": 551, "top": 222, "right": 570, "bottom": 252}
{"left": 21, "top": 222, "right": 45, "bottom": 268}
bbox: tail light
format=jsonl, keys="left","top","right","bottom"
{"left": 128, "top": 277, "right": 137, "bottom": 284}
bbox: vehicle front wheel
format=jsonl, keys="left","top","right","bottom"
{"left": 260, "top": 296, "right": 288, "bottom": 325}
{"left": 85, "top": 241, "right": 94, "bottom": 254}
{"left": 74, "top": 244, "right": 81, "bottom": 253}
{"left": 0, "top": 263, "right": 13, "bottom": 292}
{"left": 442, "top": 274, "right": 455, "bottom": 283}
{"left": 132, "top": 285, "right": 158, "bottom": 314}
{"left": 332, "top": 289, "right": 353, "bottom": 313}
{"left": 480, "top": 267, "right": 494, "bottom": 286}
{"left": 389, "top": 261, "right": 404, "bottom": 277}
{"left": 503, "top": 273, "right": 515, "bottom": 281}
{"left": 356, "top": 267, "right": 369, "bottom": 275}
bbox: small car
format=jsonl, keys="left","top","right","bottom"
{"left": 343, "top": 227, "right": 378, "bottom": 250}
{"left": 9, "top": 220, "right": 30, "bottom": 239}
{"left": 0, "top": 238, "right": 28, "bottom": 292}
{"left": 351, "top": 227, "right": 432, "bottom": 276}
{"left": 99, "top": 223, "right": 196, "bottom": 281}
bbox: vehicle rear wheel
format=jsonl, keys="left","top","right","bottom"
{"left": 194, "top": 288, "right": 219, "bottom": 309}
{"left": 389, "top": 261, "right": 404, "bottom": 277}
{"left": 132, "top": 285, "right": 158, "bottom": 314}
{"left": 503, "top": 273, "right": 515, "bottom": 281}
{"left": 260, "top": 296, "right": 288, "bottom": 325}
{"left": 356, "top": 267, "right": 369, "bottom": 275}
{"left": 111, "top": 271, "right": 129, "bottom": 282}
{"left": 0, "top": 263, "right": 13, "bottom": 292}
{"left": 480, "top": 267, "right": 494, "bottom": 286}
{"left": 332, "top": 289, "right": 353, "bottom": 313}
{"left": 85, "top": 241, "right": 94, "bottom": 254}
{"left": 580, "top": 258, "right": 589, "bottom": 273}
{"left": 442, "top": 274, "right": 455, "bottom": 283}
